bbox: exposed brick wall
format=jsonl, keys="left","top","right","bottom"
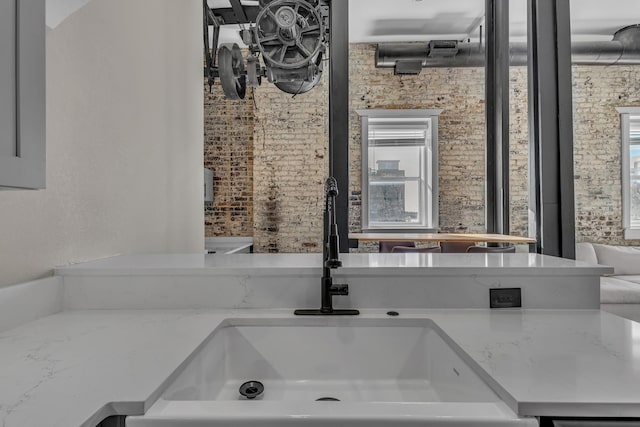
{"left": 573, "top": 65, "right": 640, "bottom": 244}
{"left": 251, "top": 45, "right": 493, "bottom": 253}
{"left": 252, "top": 73, "right": 329, "bottom": 253}
{"left": 203, "top": 79, "right": 254, "bottom": 237}
{"left": 509, "top": 67, "right": 530, "bottom": 238}
{"left": 348, "top": 48, "right": 530, "bottom": 241}
{"left": 204, "top": 43, "right": 640, "bottom": 250}
{"left": 498, "top": 65, "right": 640, "bottom": 245}
{"left": 349, "top": 44, "right": 489, "bottom": 238}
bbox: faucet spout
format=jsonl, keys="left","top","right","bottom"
{"left": 325, "top": 177, "right": 342, "bottom": 269}
{"left": 294, "top": 177, "right": 359, "bottom": 316}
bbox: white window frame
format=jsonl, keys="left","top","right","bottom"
{"left": 618, "top": 107, "right": 640, "bottom": 240}
{"left": 358, "top": 109, "right": 442, "bottom": 233}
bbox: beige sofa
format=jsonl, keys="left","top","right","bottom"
{"left": 577, "top": 242, "right": 640, "bottom": 321}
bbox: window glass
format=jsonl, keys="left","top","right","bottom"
{"left": 618, "top": 108, "right": 640, "bottom": 239}
{"left": 629, "top": 116, "right": 640, "bottom": 228}
{"left": 359, "top": 110, "right": 440, "bottom": 232}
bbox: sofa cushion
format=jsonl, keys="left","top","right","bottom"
{"left": 576, "top": 242, "right": 598, "bottom": 265}
{"left": 601, "top": 276, "right": 640, "bottom": 304}
{"left": 592, "top": 243, "right": 640, "bottom": 275}
{"left": 620, "top": 275, "right": 640, "bottom": 285}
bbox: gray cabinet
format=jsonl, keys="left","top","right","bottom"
{"left": 0, "top": 0, "right": 45, "bottom": 190}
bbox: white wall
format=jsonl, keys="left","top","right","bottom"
{"left": 0, "top": 0, "right": 204, "bottom": 288}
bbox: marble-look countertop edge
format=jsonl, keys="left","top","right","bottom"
{"left": 516, "top": 401, "right": 640, "bottom": 418}
{"left": 54, "top": 267, "right": 319, "bottom": 277}
{"left": 53, "top": 254, "right": 614, "bottom": 277}
{"left": 2, "top": 308, "right": 640, "bottom": 427}
{"left": 88, "top": 309, "right": 640, "bottom": 422}
{"left": 54, "top": 267, "right": 613, "bottom": 277}
{"left": 73, "top": 310, "right": 640, "bottom": 424}
{"left": 83, "top": 402, "right": 144, "bottom": 427}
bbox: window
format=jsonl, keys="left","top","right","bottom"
{"left": 358, "top": 109, "right": 442, "bottom": 232}
{"left": 618, "top": 107, "right": 640, "bottom": 239}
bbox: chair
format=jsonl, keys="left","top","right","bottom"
{"left": 391, "top": 246, "right": 441, "bottom": 253}
{"left": 440, "top": 241, "right": 476, "bottom": 253}
{"left": 379, "top": 241, "right": 415, "bottom": 253}
{"left": 466, "top": 246, "right": 516, "bottom": 253}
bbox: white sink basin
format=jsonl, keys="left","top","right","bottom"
{"left": 127, "top": 318, "right": 536, "bottom": 427}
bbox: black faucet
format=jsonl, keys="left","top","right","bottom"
{"left": 295, "top": 177, "right": 360, "bottom": 316}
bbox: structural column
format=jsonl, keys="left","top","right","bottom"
{"left": 528, "top": 0, "right": 576, "bottom": 258}
{"left": 328, "top": 0, "right": 350, "bottom": 252}
{"left": 485, "top": 0, "right": 511, "bottom": 235}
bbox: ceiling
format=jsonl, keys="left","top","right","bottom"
{"left": 207, "top": 0, "right": 640, "bottom": 46}
{"left": 45, "top": 0, "right": 640, "bottom": 42}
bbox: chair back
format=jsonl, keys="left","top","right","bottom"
{"left": 391, "top": 246, "right": 441, "bottom": 253}
{"left": 466, "top": 246, "right": 516, "bottom": 253}
{"left": 440, "top": 241, "right": 475, "bottom": 253}
{"left": 379, "top": 241, "right": 415, "bottom": 253}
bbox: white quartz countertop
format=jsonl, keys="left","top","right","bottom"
{"left": 54, "top": 253, "right": 612, "bottom": 276}
{"left": 1, "top": 308, "right": 640, "bottom": 427}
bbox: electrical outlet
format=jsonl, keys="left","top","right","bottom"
{"left": 490, "top": 288, "right": 522, "bottom": 309}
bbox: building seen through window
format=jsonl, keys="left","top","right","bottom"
{"left": 359, "top": 110, "right": 442, "bottom": 232}
{"left": 618, "top": 108, "right": 640, "bottom": 239}
{"left": 629, "top": 116, "right": 640, "bottom": 227}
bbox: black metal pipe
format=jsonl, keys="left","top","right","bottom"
{"left": 328, "top": 0, "right": 350, "bottom": 253}
{"left": 528, "top": 0, "right": 576, "bottom": 259}
{"left": 376, "top": 26, "right": 640, "bottom": 68}
{"left": 376, "top": 41, "right": 640, "bottom": 68}
{"left": 485, "top": 0, "right": 510, "bottom": 235}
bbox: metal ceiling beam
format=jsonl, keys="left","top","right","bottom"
{"left": 328, "top": 0, "right": 350, "bottom": 253}
{"left": 528, "top": 0, "right": 576, "bottom": 258}
{"left": 485, "top": 0, "right": 510, "bottom": 236}
{"left": 229, "top": 0, "right": 249, "bottom": 24}
{"left": 209, "top": 6, "right": 259, "bottom": 24}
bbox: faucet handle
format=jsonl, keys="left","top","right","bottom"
{"left": 326, "top": 258, "right": 342, "bottom": 269}
{"left": 330, "top": 284, "right": 349, "bottom": 296}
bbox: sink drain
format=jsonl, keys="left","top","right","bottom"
{"left": 239, "top": 381, "right": 264, "bottom": 400}
{"left": 316, "top": 397, "right": 340, "bottom": 401}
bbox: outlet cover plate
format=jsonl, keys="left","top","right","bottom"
{"left": 490, "top": 288, "right": 522, "bottom": 309}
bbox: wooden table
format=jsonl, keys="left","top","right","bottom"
{"left": 348, "top": 233, "right": 537, "bottom": 252}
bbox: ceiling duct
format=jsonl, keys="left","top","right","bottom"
{"left": 376, "top": 24, "right": 640, "bottom": 72}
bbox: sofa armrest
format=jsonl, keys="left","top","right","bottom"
{"left": 576, "top": 242, "right": 598, "bottom": 265}
{"left": 601, "top": 276, "right": 640, "bottom": 304}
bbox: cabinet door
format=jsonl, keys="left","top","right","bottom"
{"left": 0, "top": 0, "right": 45, "bottom": 190}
